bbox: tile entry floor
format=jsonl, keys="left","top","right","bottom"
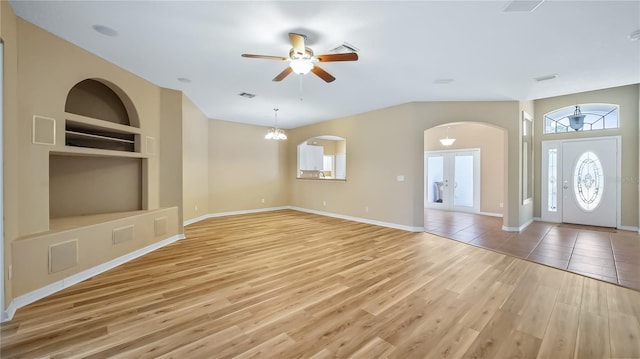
{"left": 424, "top": 209, "right": 640, "bottom": 291}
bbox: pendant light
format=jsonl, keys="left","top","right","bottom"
{"left": 568, "top": 105, "right": 586, "bottom": 131}
{"left": 265, "top": 108, "right": 287, "bottom": 140}
{"left": 439, "top": 126, "right": 456, "bottom": 146}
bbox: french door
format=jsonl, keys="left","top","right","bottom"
{"left": 542, "top": 137, "right": 619, "bottom": 227}
{"left": 424, "top": 149, "right": 480, "bottom": 213}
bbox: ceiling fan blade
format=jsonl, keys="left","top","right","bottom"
{"left": 311, "top": 66, "right": 336, "bottom": 83}
{"left": 242, "top": 54, "right": 288, "bottom": 61}
{"left": 273, "top": 66, "right": 293, "bottom": 81}
{"left": 316, "top": 53, "right": 359, "bottom": 62}
{"left": 289, "top": 33, "right": 307, "bottom": 56}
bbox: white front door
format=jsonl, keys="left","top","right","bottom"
{"left": 561, "top": 138, "right": 617, "bottom": 227}
{"left": 425, "top": 149, "right": 480, "bottom": 213}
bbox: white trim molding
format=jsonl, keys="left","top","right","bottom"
{"left": 2, "top": 234, "right": 185, "bottom": 323}
{"left": 479, "top": 212, "right": 504, "bottom": 218}
{"left": 184, "top": 206, "right": 290, "bottom": 226}
{"left": 185, "top": 206, "right": 424, "bottom": 233}
{"left": 289, "top": 206, "right": 425, "bottom": 232}
{"left": 502, "top": 218, "right": 534, "bottom": 232}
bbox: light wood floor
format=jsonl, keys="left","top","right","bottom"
{"left": 2, "top": 210, "right": 640, "bottom": 358}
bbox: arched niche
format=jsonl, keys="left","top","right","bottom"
{"left": 65, "top": 78, "right": 140, "bottom": 128}
{"left": 297, "top": 135, "right": 347, "bottom": 180}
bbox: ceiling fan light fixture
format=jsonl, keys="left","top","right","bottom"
{"left": 289, "top": 59, "right": 314, "bottom": 75}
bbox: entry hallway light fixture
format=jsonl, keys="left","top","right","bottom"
{"left": 440, "top": 126, "right": 456, "bottom": 146}
{"left": 568, "top": 105, "right": 586, "bottom": 131}
{"left": 265, "top": 108, "right": 287, "bottom": 140}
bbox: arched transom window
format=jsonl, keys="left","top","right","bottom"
{"left": 544, "top": 103, "right": 619, "bottom": 134}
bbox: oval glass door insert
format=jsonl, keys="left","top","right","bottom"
{"left": 573, "top": 151, "right": 604, "bottom": 211}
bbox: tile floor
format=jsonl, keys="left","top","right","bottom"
{"left": 424, "top": 209, "right": 640, "bottom": 291}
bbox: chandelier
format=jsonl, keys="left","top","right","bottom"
{"left": 265, "top": 108, "right": 287, "bottom": 140}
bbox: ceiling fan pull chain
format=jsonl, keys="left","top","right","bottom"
{"left": 299, "top": 74, "right": 304, "bottom": 101}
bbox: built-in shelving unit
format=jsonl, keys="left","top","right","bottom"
{"left": 62, "top": 113, "right": 144, "bottom": 156}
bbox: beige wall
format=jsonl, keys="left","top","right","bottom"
{"left": 2, "top": 0, "right": 19, "bottom": 308}
{"left": 424, "top": 122, "right": 505, "bottom": 215}
{"left": 16, "top": 18, "right": 164, "bottom": 234}
{"left": 182, "top": 94, "right": 209, "bottom": 221}
{"left": 2, "top": 11, "right": 180, "bottom": 304}
{"left": 159, "top": 88, "right": 183, "bottom": 232}
{"left": 208, "top": 119, "right": 288, "bottom": 212}
{"left": 288, "top": 101, "right": 521, "bottom": 229}
{"left": 534, "top": 84, "right": 639, "bottom": 227}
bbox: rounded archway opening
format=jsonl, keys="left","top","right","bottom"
{"left": 423, "top": 122, "right": 508, "bottom": 235}
{"left": 65, "top": 78, "right": 139, "bottom": 128}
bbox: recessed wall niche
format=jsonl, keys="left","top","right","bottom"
{"left": 64, "top": 79, "right": 140, "bottom": 152}
{"left": 50, "top": 79, "right": 145, "bottom": 221}
{"left": 65, "top": 79, "right": 137, "bottom": 126}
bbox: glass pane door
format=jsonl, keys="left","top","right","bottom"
{"left": 454, "top": 154, "right": 474, "bottom": 207}
{"left": 425, "top": 149, "right": 480, "bottom": 213}
{"left": 426, "top": 155, "right": 445, "bottom": 206}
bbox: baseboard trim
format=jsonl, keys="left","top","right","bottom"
{"left": 187, "top": 206, "right": 424, "bottom": 232}
{"left": 617, "top": 225, "right": 639, "bottom": 232}
{"left": 502, "top": 218, "right": 534, "bottom": 232}
{"left": 2, "top": 233, "right": 185, "bottom": 323}
{"left": 479, "top": 212, "right": 503, "bottom": 218}
{"left": 289, "top": 206, "right": 425, "bottom": 232}
{"left": 184, "top": 206, "right": 290, "bottom": 226}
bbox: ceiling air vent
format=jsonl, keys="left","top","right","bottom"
{"left": 503, "top": 0, "right": 544, "bottom": 13}
{"left": 330, "top": 42, "right": 359, "bottom": 53}
{"left": 238, "top": 92, "right": 256, "bottom": 99}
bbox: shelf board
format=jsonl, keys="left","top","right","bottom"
{"left": 51, "top": 146, "right": 150, "bottom": 159}
{"left": 66, "top": 130, "right": 135, "bottom": 144}
{"left": 65, "top": 112, "right": 142, "bottom": 135}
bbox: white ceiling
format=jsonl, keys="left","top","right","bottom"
{"left": 9, "top": 0, "right": 640, "bottom": 129}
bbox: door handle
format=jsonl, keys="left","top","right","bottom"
{"left": 563, "top": 181, "right": 569, "bottom": 190}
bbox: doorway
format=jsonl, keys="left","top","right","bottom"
{"left": 425, "top": 149, "right": 480, "bottom": 213}
{"left": 541, "top": 137, "right": 620, "bottom": 228}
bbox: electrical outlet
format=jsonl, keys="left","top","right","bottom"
{"left": 365, "top": 206, "right": 369, "bottom": 213}
{"left": 195, "top": 205, "right": 198, "bottom": 212}
{"left": 261, "top": 198, "right": 265, "bottom": 204}
{"left": 323, "top": 201, "right": 327, "bottom": 207}
{"left": 499, "top": 202, "right": 504, "bottom": 208}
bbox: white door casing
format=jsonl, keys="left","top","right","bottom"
{"left": 541, "top": 137, "right": 620, "bottom": 228}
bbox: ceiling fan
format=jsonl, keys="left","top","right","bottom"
{"left": 242, "top": 33, "right": 358, "bottom": 83}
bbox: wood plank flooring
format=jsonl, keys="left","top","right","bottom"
{"left": 2, "top": 210, "right": 640, "bottom": 358}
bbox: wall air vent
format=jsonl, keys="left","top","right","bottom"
{"left": 238, "top": 92, "right": 256, "bottom": 99}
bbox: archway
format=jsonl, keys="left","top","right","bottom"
{"left": 423, "top": 122, "right": 507, "bottom": 236}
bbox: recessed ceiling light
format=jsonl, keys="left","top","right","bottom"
{"left": 238, "top": 92, "right": 256, "bottom": 98}
{"left": 503, "top": 0, "right": 545, "bottom": 13}
{"left": 177, "top": 77, "right": 192, "bottom": 83}
{"left": 92, "top": 24, "right": 118, "bottom": 37}
{"left": 534, "top": 74, "right": 558, "bottom": 82}
{"left": 434, "top": 78, "right": 454, "bottom": 84}
{"left": 629, "top": 30, "right": 640, "bottom": 41}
